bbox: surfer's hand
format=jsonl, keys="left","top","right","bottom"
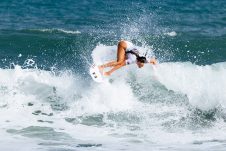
{"left": 150, "top": 58, "right": 157, "bottom": 65}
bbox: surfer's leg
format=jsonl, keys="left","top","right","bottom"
{"left": 99, "top": 41, "right": 127, "bottom": 69}
{"left": 99, "top": 61, "right": 117, "bottom": 68}
{"left": 98, "top": 61, "right": 117, "bottom": 74}
{"left": 116, "top": 40, "right": 127, "bottom": 63}
{"left": 104, "top": 61, "right": 126, "bottom": 76}
{"left": 101, "top": 41, "right": 128, "bottom": 76}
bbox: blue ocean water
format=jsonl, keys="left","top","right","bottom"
{"left": 0, "top": 0, "right": 226, "bottom": 151}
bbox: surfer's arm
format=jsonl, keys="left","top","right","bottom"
{"left": 104, "top": 62, "right": 126, "bottom": 76}
{"left": 149, "top": 57, "right": 157, "bottom": 65}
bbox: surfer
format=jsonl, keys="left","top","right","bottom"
{"left": 99, "top": 40, "right": 157, "bottom": 76}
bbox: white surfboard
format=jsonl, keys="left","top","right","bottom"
{"left": 89, "top": 64, "right": 104, "bottom": 83}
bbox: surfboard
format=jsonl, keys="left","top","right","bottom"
{"left": 89, "top": 64, "right": 104, "bottom": 83}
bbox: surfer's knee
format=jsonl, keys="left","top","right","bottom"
{"left": 116, "top": 60, "right": 124, "bottom": 65}
{"left": 118, "top": 40, "right": 127, "bottom": 49}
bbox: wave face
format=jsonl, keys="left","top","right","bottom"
{"left": 0, "top": 0, "right": 226, "bottom": 151}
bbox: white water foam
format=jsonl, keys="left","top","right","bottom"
{"left": 155, "top": 62, "right": 226, "bottom": 110}
{"left": 164, "top": 31, "right": 177, "bottom": 37}
{"left": 1, "top": 47, "right": 226, "bottom": 150}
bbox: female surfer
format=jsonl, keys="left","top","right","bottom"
{"left": 99, "top": 40, "right": 157, "bottom": 76}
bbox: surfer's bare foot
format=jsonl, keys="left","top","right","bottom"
{"left": 103, "top": 72, "right": 111, "bottom": 76}
{"left": 98, "top": 65, "right": 104, "bottom": 74}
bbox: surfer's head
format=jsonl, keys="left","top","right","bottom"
{"left": 136, "top": 56, "right": 147, "bottom": 68}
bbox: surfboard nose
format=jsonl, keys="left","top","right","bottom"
{"left": 89, "top": 64, "right": 104, "bottom": 82}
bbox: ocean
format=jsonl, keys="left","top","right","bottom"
{"left": 0, "top": 0, "right": 226, "bottom": 150}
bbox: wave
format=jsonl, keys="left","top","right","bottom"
{"left": 91, "top": 44, "right": 226, "bottom": 111}
{"left": 1, "top": 61, "right": 225, "bottom": 121}
{"left": 0, "top": 57, "right": 226, "bottom": 149}
{"left": 0, "top": 44, "right": 225, "bottom": 114}
{"left": 28, "top": 28, "right": 81, "bottom": 34}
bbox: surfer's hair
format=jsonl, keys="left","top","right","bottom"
{"left": 126, "top": 49, "right": 147, "bottom": 63}
{"left": 136, "top": 56, "right": 147, "bottom": 63}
